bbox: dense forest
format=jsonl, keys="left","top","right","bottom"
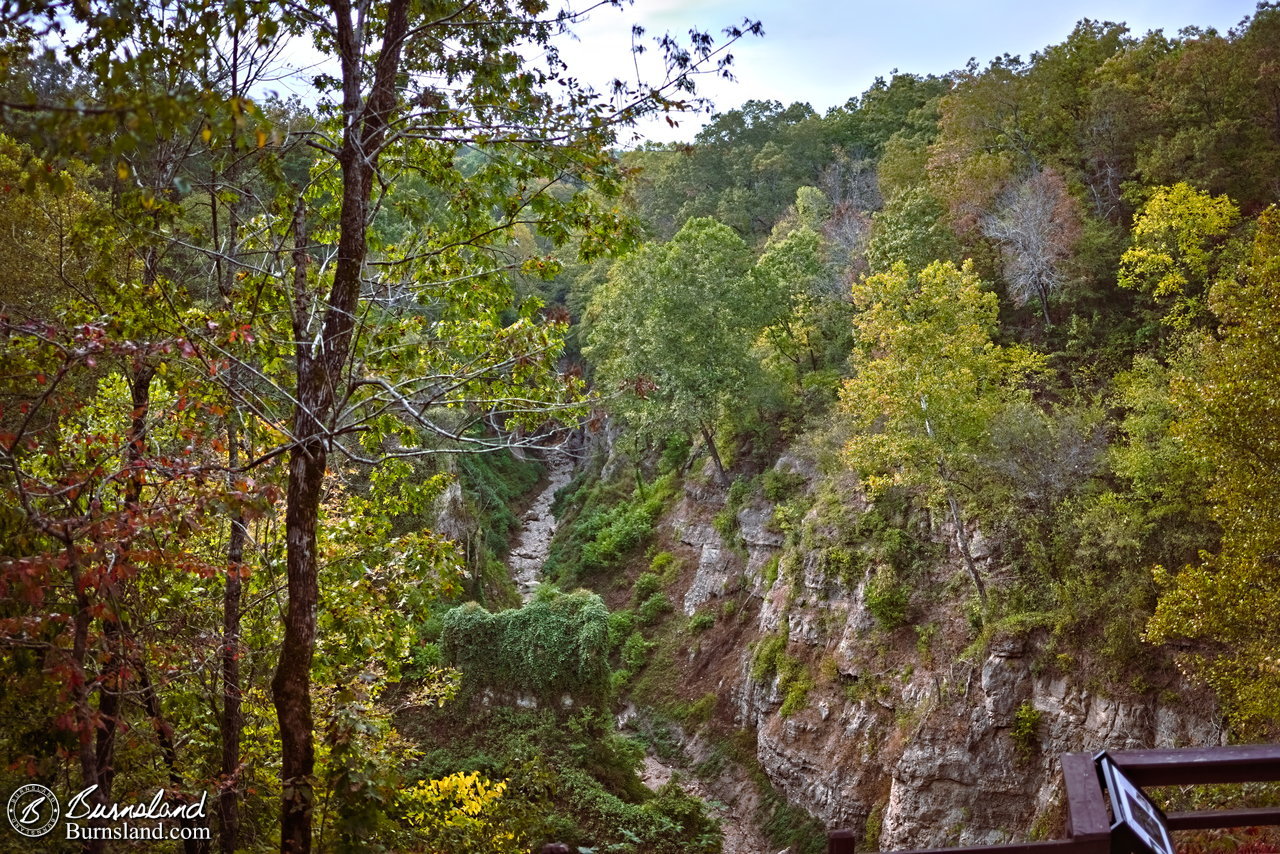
{"left": 2, "top": 1, "right": 1279, "bottom": 852}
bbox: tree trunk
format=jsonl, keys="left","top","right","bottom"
{"left": 270, "top": 5, "right": 410, "bottom": 849}
{"left": 947, "top": 494, "right": 988, "bottom": 608}
{"left": 136, "top": 657, "right": 209, "bottom": 853}
{"left": 700, "top": 421, "right": 729, "bottom": 486}
{"left": 272, "top": 443, "right": 323, "bottom": 853}
{"left": 273, "top": 199, "right": 322, "bottom": 854}
{"left": 219, "top": 504, "right": 245, "bottom": 853}
{"left": 68, "top": 555, "right": 103, "bottom": 854}
{"left": 92, "top": 362, "right": 156, "bottom": 854}
{"left": 1037, "top": 281, "right": 1052, "bottom": 327}
{"left": 213, "top": 122, "right": 246, "bottom": 854}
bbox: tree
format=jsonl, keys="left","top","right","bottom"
{"left": 839, "top": 260, "right": 1046, "bottom": 605}
{"left": 751, "top": 189, "right": 854, "bottom": 400}
{"left": 585, "top": 217, "right": 764, "bottom": 483}
{"left": 865, "top": 186, "right": 960, "bottom": 274}
{"left": 981, "top": 168, "right": 1083, "bottom": 325}
{"left": 1146, "top": 207, "right": 1280, "bottom": 735}
{"left": 1118, "top": 182, "right": 1240, "bottom": 331}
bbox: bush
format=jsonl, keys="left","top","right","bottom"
{"left": 1012, "top": 701, "right": 1042, "bottom": 758}
{"left": 632, "top": 571, "right": 663, "bottom": 604}
{"left": 406, "top": 642, "right": 443, "bottom": 678}
{"left": 712, "top": 507, "right": 737, "bottom": 541}
{"left": 751, "top": 634, "right": 787, "bottom": 681}
{"left": 761, "top": 468, "right": 805, "bottom": 502}
{"left": 637, "top": 591, "right": 673, "bottom": 626}
{"left": 545, "top": 474, "right": 679, "bottom": 583}
{"left": 823, "top": 546, "right": 859, "bottom": 584}
{"left": 649, "top": 550, "right": 680, "bottom": 581}
{"left": 621, "top": 631, "right": 651, "bottom": 672}
{"left": 689, "top": 611, "right": 715, "bottom": 632}
{"left": 779, "top": 668, "right": 813, "bottom": 717}
{"left": 440, "top": 590, "right": 611, "bottom": 707}
{"left": 761, "top": 555, "right": 780, "bottom": 589}
{"left": 607, "top": 610, "right": 636, "bottom": 650}
{"left": 407, "top": 706, "right": 721, "bottom": 854}
{"left": 681, "top": 692, "right": 718, "bottom": 725}
{"left": 864, "top": 566, "right": 909, "bottom": 630}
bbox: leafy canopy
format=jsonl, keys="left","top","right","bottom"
{"left": 840, "top": 260, "right": 1046, "bottom": 503}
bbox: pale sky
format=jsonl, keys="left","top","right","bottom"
{"left": 554, "top": 0, "right": 1264, "bottom": 144}
{"left": 258, "top": 1, "right": 1263, "bottom": 145}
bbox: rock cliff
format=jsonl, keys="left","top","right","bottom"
{"left": 643, "top": 450, "right": 1222, "bottom": 851}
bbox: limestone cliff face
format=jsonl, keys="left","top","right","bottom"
{"left": 658, "top": 452, "right": 1223, "bottom": 850}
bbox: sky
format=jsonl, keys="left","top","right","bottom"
{"left": 552, "top": 0, "right": 1264, "bottom": 144}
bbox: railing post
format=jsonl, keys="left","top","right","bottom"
{"left": 830, "top": 828, "right": 858, "bottom": 854}
{"left": 1061, "top": 752, "right": 1111, "bottom": 854}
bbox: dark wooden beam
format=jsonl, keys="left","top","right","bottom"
{"left": 1167, "top": 807, "right": 1280, "bottom": 831}
{"left": 1061, "top": 752, "right": 1111, "bottom": 853}
{"left": 830, "top": 828, "right": 857, "bottom": 854}
{"left": 1108, "top": 745, "right": 1280, "bottom": 786}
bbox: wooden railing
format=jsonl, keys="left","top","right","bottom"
{"left": 828, "top": 744, "right": 1280, "bottom": 854}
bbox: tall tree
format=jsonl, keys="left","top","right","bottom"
{"left": 1118, "top": 181, "right": 1240, "bottom": 331}
{"left": 1146, "top": 206, "right": 1280, "bottom": 736}
{"left": 840, "top": 260, "right": 1046, "bottom": 605}
{"left": 585, "top": 217, "right": 765, "bottom": 483}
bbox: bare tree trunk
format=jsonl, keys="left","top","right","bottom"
{"left": 68, "top": 555, "right": 103, "bottom": 854}
{"left": 273, "top": 444, "right": 323, "bottom": 853}
{"left": 700, "top": 421, "right": 729, "bottom": 486}
{"left": 947, "top": 494, "right": 988, "bottom": 608}
{"left": 273, "top": 199, "right": 321, "bottom": 854}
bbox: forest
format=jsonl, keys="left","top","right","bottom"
{"left": 1, "top": 1, "right": 1279, "bottom": 852}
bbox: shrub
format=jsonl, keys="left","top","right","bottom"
{"left": 761, "top": 555, "right": 781, "bottom": 589}
{"left": 689, "top": 611, "right": 715, "bottom": 632}
{"left": 864, "top": 566, "right": 909, "bottom": 630}
{"left": 823, "top": 547, "right": 857, "bottom": 584}
{"left": 407, "top": 642, "right": 443, "bottom": 678}
{"left": 440, "top": 590, "right": 611, "bottom": 707}
{"left": 761, "top": 468, "right": 806, "bottom": 502}
{"left": 637, "top": 591, "right": 673, "bottom": 626}
{"left": 1012, "top": 701, "right": 1042, "bottom": 758}
{"left": 681, "top": 692, "right": 718, "bottom": 726}
{"left": 915, "top": 622, "right": 939, "bottom": 659}
{"left": 751, "top": 634, "right": 788, "bottom": 681}
{"left": 779, "top": 668, "right": 813, "bottom": 717}
{"left": 712, "top": 507, "right": 737, "bottom": 541}
{"left": 649, "top": 550, "right": 680, "bottom": 582}
{"left": 632, "top": 571, "right": 663, "bottom": 605}
{"left": 621, "top": 631, "right": 651, "bottom": 672}
{"left": 607, "top": 610, "right": 636, "bottom": 651}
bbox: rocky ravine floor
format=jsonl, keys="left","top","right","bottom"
{"left": 504, "top": 455, "right": 776, "bottom": 854}
{"left": 507, "top": 453, "right": 574, "bottom": 601}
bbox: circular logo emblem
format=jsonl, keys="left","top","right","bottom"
{"left": 7, "top": 784, "right": 59, "bottom": 838}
